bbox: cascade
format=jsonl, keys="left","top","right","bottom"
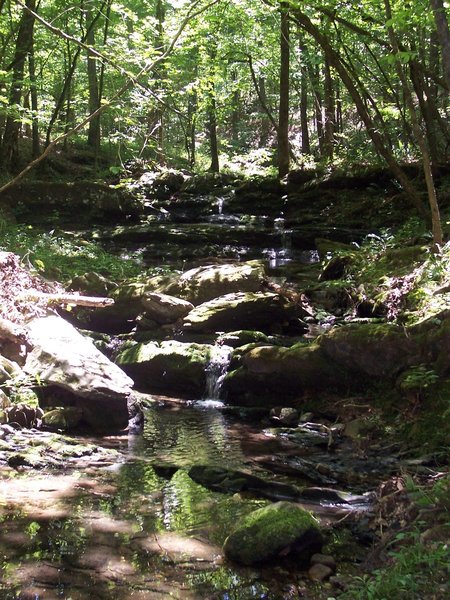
{"left": 204, "top": 343, "right": 232, "bottom": 402}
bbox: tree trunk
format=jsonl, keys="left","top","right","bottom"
{"left": 0, "top": 0, "right": 36, "bottom": 171}
{"left": 323, "top": 56, "right": 334, "bottom": 160}
{"left": 207, "top": 43, "right": 220, "bottom": 173}
{"left": 85, "top": 5, "right": 101, "bottom": 152}
{"left": 292, "top": 8, "right": 427, "bottom": 218}
{"left": 28, "top": 41, "right": 40, "bottom": 158}
{"left": 278, "top": 1, "right": 290, "bottom": 178}
{"left": 299, "top": 40, "right": 310, "bottom": 155}
{"left": 430, "top": 0, "right": 450, "bottom": 89}
{"left": 385, "top": 0, "right": 443, "bottom": 248}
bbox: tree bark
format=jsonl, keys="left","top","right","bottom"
{"left": 299, "top": 40, "right": 310, "bottom": 155}
{"left": 430, "top": 0, "right": 450, "bottom": 89}
{"left": 278, "top": 1, "right": 290, "bottom": 178}
{"left": 385, "top": 0, "right": 443, "bottom": 248}
{"left": 85, "top": 4, "right": 101, "bottom": 152}
{"left": 207, "top": 43, "right": 220, "bottom": 172}
{"left": 0, "top": 0, "right": 36, "bottom": 171}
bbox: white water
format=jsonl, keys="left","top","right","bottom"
{"left": 204, "top": 344, "right": 232, "bottom": 400}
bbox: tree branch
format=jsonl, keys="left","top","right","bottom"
{"left": 0, "top": 0, "right": 219, "bottom": 196}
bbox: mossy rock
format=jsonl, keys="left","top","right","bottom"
{"left": 116, "top": 340, "right": 213, "bottom": 397}
{"left": 41, "top": 407, "right": 84, "bottom": 431}
{"left": 217, "top": 330, "right": 271, "bottom": 348}
{"left": 223, "top": 501, "right": 322, "bottom": 565}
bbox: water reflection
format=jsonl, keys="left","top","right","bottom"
{"left": 0, "top": 404, "right": 294, "bottom": 599}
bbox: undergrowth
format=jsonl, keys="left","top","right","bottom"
{"left": 332, "top": 218, "right": 450, "bottom": 323}
{"left": 0, "top": 221, "right": 143, "bottom": 282}
{"left": 341, "top": 476, "right": 450, "bottom": 600}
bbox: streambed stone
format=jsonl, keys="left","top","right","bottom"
{"left": 183, "top": 291, "right": 304, "bottom": 334}
{"left": 24, "top": 316, "right": 133, "bottom": 431}
{"left": 223, "top": 501, "right": 322, "bottom": 566}
{"left": 116, "top": 340, "right": 213, "bottom": 397}
{"left": 164, "top": 260, "right": 265, "bottom": 304}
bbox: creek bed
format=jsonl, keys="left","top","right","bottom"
{"left": 0, "top": 399, "right": 375, "bottom": 600}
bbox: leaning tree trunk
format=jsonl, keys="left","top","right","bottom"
{"left": 292, "top": 8, "right": 427, "bottom": 219}
{"left": 385, "top": 0, "right": 443, "bottom": 249}
{"left": 278, "top": 1, "right": 290, "bottom": 178}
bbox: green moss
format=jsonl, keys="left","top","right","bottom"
{"left": 223, "top": 501, "right": 320, "bottom": 565}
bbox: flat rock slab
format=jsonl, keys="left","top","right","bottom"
{"left": 25, "top": 316, "right": 134, "bottom": 430}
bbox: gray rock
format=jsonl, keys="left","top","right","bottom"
{"left": 308, "top": 563, "right": 333, "bottom": 582}
{"left": 141, "top": 292, "right": 193, "bottom": 324}
{"left": 164, "top": 261, "right": 265, "bottom": 305}
{"left": 24, "top": 316, "right": 133, "bottom": 431}
{"left": 183, "top": 292, "right": 301, "bottom": 333}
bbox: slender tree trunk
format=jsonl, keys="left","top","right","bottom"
{"left": 323, "top": 56, "right": 334, "bottom": 160}
{"left": 0, "top": 0, "right": 36, "bottom": 171}
{"left": 154, "top": 0, "right": 166, "bottom": 164}
{"left": 207, "top": 44, "right": 219, "bottom": 172}
{"left": 430, "top": 0, "right": 450, "bottom": 89}
{"left": 85, "top": 5, "right": 101, "bottom": 152}
{"left": 258, "top": 76, "right": 272, "bottom": 146}
{"left": 385, "top": 0, "right": 443, "bottom": 247}
{"left": 278, "top": 1, "right": 290, "bottom": 178}
{"left": 230, "top": 68, "right": 240, "bottom": 147}
{"left": 299, "top": 40, "right": 310, "bottom": 155}
{"left": 28, "top": 44, "right": 39, "bottom": 158}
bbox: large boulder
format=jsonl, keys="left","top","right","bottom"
{"left": 116, "top": 340, "right": 213, "bottom": 397}
{"left": 224, "top": 342, "right": 348, "bottom": 404}
{"left": 24, "top": 316, "right": 133, "bottom": 430}
{"left": 223, "top": 501, "right": 322, "bottom": 566}
{"left": 163, "top": 261, "right": 265, "bottom": 305}
{"left": 183, "top": 292, "right": 305, "bottom": 334}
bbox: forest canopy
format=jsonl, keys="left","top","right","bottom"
{"left": 0, "top": 0, "right": 449, "bottom": 241}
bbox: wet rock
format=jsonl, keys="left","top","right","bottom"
{"left": 224, "top": 342, "right": 348, "bottom": 404}
{"left": 69, "top": 272, "right": 117, "bottom": 296}
{"left": 223, "top": 501, "right": 322, "bottom": 566}
{"left": 24, "top": 316, "right": 133, "bottom": 431}
{"left": 217, "top": 330, "right": 271, "bottom": 348}
{"left": 311, "top": 553, "right": 337, "bottom": 570}
{"left": 6, "top": 404, "right": 43, "bottom": 428}
{"left": 116, "top": 340, "right": 213, "bottom": 397}
{"left": 188, "top": 465, "right": 302, "bottom": 502}
{"left": 270, "top": 407, "right": 299, "bottom": 427}
{"left": 319, "top": 255, "right": 352, "bottom": 281}
{"left": 164, "top": 261, "right": 265, "bottom": 305}
{"left": 184, "top": 292, "right": 302, "bottom": 334}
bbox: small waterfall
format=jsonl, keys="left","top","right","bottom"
{"left": 204, "top": 344, "right": 232, "bottom": 402}
{"left": 266, "top": 216, "right": 293, "bottom": 268}
{"left": 217, "top": 196, "right": 225, "bottom": 215}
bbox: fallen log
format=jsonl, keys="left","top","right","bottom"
{"left": 17, "top": 291, "right": 115, "bottom": 308}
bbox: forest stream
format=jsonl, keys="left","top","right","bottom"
{"left": 1, "top": 172, "right": 449, "bottom": 599}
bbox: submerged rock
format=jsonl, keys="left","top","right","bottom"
{"left": 24, "top": 316, "right": 133, "bottom": 431}
{"left": 223, "top": 501, "right": 322, "bottom": 566}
